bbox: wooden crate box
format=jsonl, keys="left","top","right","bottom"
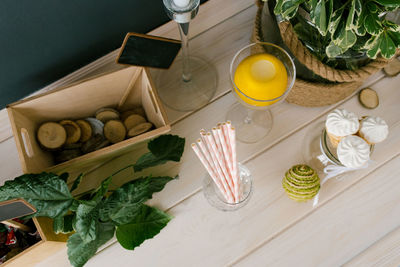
{"left": 7, "top": 66, "right": 170, "bottom": 174}
{"left": 3, "top": 66, "right": 170, "bottom": 266}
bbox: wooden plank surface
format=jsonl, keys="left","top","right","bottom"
{"left": 50, "top": 74, "right": 399, "bottom": 267}
{"left": 344, "top": 226, "right": 400, "bottom": 267}
{"left": 1, "top": 1, "right": 400, "bottom": 266}
{"left": 235, "top": 155, "right": 400, "bottom": 266}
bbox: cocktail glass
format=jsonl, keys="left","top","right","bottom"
{"left": 227, "top": 42, "right": 296, "bottom": 143}
{"left": 157, "top": 0, "right": 218, "bottom": 112}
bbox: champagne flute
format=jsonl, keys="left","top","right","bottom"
{"left": 157, "top": 0, "right": 218, "bottom": 112}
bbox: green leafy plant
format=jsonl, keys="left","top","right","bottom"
{"left": 272, "top": 0, "right": 400, "bottom": 60}
{"left": 0, "top": 134, "right": 185, "bottom": 267}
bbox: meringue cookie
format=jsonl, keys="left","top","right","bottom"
{"left": 359, "top": 116, "right": 388, "bottom": 144}
{"left": 325, "top": 109, "right": 360, "bottom": 137}
{"left": 337, "top": 135, "right": 370, "bottom": 168}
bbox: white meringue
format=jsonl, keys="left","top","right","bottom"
{"left": 325, "top": 109, "right": 360, "bottom": 137}
{"left": 359, "top": 116, "right": 388, "bottom": 144}
{"left": 337, "top": 135, "right": 370, "bottom": 168}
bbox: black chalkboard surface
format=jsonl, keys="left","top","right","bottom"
{"left": 0, "top": 199, "right": 36, "bottom": 221}
{"left": 117, "top": 33, "right": 181, "bottom": 69}
{"left": 0, "top": 0, "right": 208, "bottom": 109}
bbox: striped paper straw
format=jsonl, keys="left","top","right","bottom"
{"left": 191, "top": 143, "right": 229, "bottom": 202}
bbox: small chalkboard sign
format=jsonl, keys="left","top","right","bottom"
{"left": 0, "top": 199, "right": 36, "bottom": 221}
{"left": 117, "top": 32, "right": 181, "bottom": 69}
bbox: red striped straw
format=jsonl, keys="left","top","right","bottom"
{"left": 202, "top": 133, "right": 235, "bottom": 203}
{"left": 191, "top": 143, "right": 229, "bottom": 202}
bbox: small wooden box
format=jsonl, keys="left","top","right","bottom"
{"left": 7, "top": 66, "right": 170, "bottom": 175}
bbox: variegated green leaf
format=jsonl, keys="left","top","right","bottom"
{"left": 274, "top": 0, "right": 285, "bottom": 15}
{"left": 380, "top": 31, "right": 397, "bottom": 59}
{"left": 310, "top": 0, "right": 328, "bottom": 36}
{"left": 367, "top": 2, "right": 379, "bottom": 13}
{"left": 364, "top": 12, "right": 383, "bottom": 35}
{"left": 354, "top": 0, "right": 362, "bottom": 15}
{"left": 336, "top": 29, "right": 357, "bottom": 49}
{"left": 373, "top": 0, "right": 400, "bottom": 8}
{"left": 383, "top": 20, "right": 400, "bottom": 32}
{"left": 326, "top": 42, "right": 346, "bottom": 58}
{"left": 346, "top": 0, "right": 356, "bottom": 30}
{"left": 366, "top": 35, "right": 382, "bottom": 58}
{"left": 328, "top": 6, "right": 345, "bottom": 35}
{"left": 281, "top": 0, "right": 303, "bottom": 20}
{"left": 388, "top": 31, "right": 400, "bottom": 47}
{"left": 355, "top": 6, "right": 367, "bottom": 36}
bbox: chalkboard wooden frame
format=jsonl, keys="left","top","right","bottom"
{"left": 0, "top": 198, "right": 37, "bottom": 222}
{"left": 116, "top": 32, "right": 181, "bottom": 69}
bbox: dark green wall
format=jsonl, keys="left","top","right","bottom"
{"left": 0, "top": 0, "right": 206, "bottom": 108}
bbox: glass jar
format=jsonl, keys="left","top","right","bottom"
{"left": 202, "top": 163, "right": 253, "bottom": 211}
{"left": 302, "top": 121, "right": 374, "bottom": 179}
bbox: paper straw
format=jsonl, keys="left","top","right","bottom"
{"left": 216, "top": 126, "right": 238, "bottom": 201}
{"left": 221, "top": 122, "right": 232, "bottom": 156}
{"left": 197, "top": 137, "right": 224, "bottom": 194}
{"left": 203, "top": 133, "right": 235, "bottom": 203}
{"left": 191, "top": 143, "right": 229, "bottom": 202}
{"left": 206, "top": 132, "right": 236, "bottom": 201}
{"left": 212, "top": 127, "right": 229, "bottom": 172}
{"left": 229, "top": 126, "right": 240, "bottom": 201}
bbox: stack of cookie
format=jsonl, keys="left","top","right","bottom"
{"left": 36, "top": 106, "right": 153, "bottom": 163}
{"left": 282, "top": 164, "right": 320, "bottom": 202}
{"left": 325, "top": 109, "right": 389, "bottom": 168}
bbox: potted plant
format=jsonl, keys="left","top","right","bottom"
{"left": 0, "top": 134, "right": 185, "bottom": 267}
{"left": 255, "top": 0, "right": 400, "bottom": 106}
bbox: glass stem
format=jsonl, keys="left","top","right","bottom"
{"left": 178, "top": 22, "right": 192, "bottom": 82}
{"left": 244, "top": 109, "right": 252, "bottom": 124}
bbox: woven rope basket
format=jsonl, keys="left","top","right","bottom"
{"left": 253, "top": 0, "right": 396, "bottom": 106}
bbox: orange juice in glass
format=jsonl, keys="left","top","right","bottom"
{"left": 228, "top": 43, "right": 296, "bottom": 143}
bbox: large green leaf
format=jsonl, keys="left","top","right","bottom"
{"left": 70, "top": 174, "right": 83, "bottom": 193}
{"left": 91, "top": 176, "right": 112, "bottom": 201}
{"left": 75, "top": 200, "right": 102, "bottom": 243}
{"left": 0, "top": 173, "right": 73, "bottom": 218}
{"left": 99, "top": 176, "right": 174, "bottom": 225}
{"left": 67, "top": 222, "right": 115, "bottom": 267}
{"left": 116, "top": 205, "right": 172, "bottom": 250}
{"left": 134, "top": 135, "right": 185, "bottom": 172}
{"left": 53, "top": 214, "right": 75, "bottom": 234}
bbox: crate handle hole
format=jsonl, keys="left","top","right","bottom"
{"left": 21, "top": 128, "right": 34, "bottom": 158}
{"left": 148, "top": 86, "right": 159, "bottom": 114}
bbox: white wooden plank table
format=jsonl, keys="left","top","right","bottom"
{"left": 1, "top": 1, "right": 400, "bottom": 266}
